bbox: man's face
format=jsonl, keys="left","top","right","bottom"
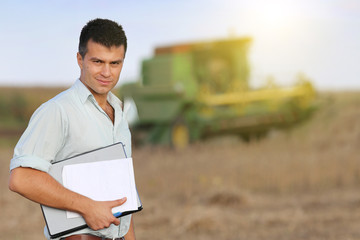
{"left": 77, "top": 39, "right": 125, "bottom": 100}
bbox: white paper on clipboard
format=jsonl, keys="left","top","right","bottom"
{"left": 62, "top": 157, "right": 138, "bottom": 218}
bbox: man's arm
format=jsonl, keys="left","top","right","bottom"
{"left": 8, "top": 167, "right": 126, "bottom": 230}
{"left": 124, "top": 215, "right": 136, "bottom": 240}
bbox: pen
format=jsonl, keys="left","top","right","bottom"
{"left": 113, "top": 212, "right": 122, "bottom": 218}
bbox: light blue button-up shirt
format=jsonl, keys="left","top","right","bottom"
{"left": 10, "top": 79, "right": 132, "bottom": 239}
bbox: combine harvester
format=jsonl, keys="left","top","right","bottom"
{"left": 120, "top": 38, "right": 316, "bottom": 148}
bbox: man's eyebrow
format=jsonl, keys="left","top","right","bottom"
{"left": 111, "top": 58, "right": 124, "bottom": 63}
{"left": 89, "top": 57, "right": 103, "bottom": 62}
{"left": 89, "top": 57, "right": 123, "bottom": 63}
{"left": 109, "top": 60, "right": 124, "bottom": 65}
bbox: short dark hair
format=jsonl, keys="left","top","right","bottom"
{"left": 78, "top": 18, "right": 127, "bottom": 58}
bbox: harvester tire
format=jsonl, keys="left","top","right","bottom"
{"left": 170, "top": 118, "right": 190, "bottom": 149}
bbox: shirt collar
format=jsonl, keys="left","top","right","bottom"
{"left": 107, "top": 90, "right": 123, "bottom": 112}
{"left": 74, "top": 79, "right": 123, "bottom": 110}
{"left": 74, "top": 79, "right": 93, "bottom": 104}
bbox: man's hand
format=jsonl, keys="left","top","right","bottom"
{"left": 82, "top": 197, "right": 127, "bottom": 230}
{"left": 9, "top": 167, "right": 129, "bottom": 231}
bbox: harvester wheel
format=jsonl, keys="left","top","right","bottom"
{"left": 170, "top": 119, "right": 190, "bottom": 149}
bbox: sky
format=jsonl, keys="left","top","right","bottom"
{"left": 0, "top": 0, "right": 359, "bottom": 90}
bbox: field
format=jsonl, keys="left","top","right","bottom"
{"left": 1, "top": 89, "right": 360, "bottom": 239}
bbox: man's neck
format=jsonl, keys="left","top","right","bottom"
{"left": 93, "top": 94, "right": 108, "bottom": 109}
{"left": 94, "top": 94, "right": 115, "bottom": 124}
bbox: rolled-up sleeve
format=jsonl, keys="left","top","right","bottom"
{"left": 10, "top": 100, "right": 67, "bottom": 173}
{"left": 10, "top": 154, "right": 52, "bottom": 172}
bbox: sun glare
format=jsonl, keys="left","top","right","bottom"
{"left": 234, "top": 0, "right": 307, "bottom": 37}
{"left": 228, "top": 0, "right": 313, "bottom": 87}
{"left": 259, "top": 4, "right": 291, "bottom": 30}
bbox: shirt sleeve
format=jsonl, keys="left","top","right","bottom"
{"left": 10, "top": 100, "right": 67, "bottom": 173}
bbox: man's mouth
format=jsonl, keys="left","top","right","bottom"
{"left": 97, "top": 79, "right": 112, "bottom": 85}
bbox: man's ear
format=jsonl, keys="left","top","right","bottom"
{"left": 77, "top": 52, "right": 83, "bottom": 70}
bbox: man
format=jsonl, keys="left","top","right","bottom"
{"left": 8, "top": 18, "right": 136, "bottom": 240}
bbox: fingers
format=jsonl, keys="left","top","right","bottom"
{"left": 111, "top": 216, "right": 121, "bottom": 226}
{"left": 110, "top": 197, "right": 127, "bottom": 208}
{"left": 107, "top": 198, "right": 127, "bottom": 226}
{"left": 89, "top": 218, "right": 119, "bottom": 230}
{"left": 86, "top": 212, "right": 120, "bottom": 230}
{"left": 83, "top": 198, "right": 127, "bottom": 230}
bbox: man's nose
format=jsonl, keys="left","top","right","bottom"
{"left": 101, "top": 64, "right": 111, "bottom": 77}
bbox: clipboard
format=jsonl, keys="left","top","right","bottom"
{"left": 41, "top": 142, "right": 143, "bottom": 239}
